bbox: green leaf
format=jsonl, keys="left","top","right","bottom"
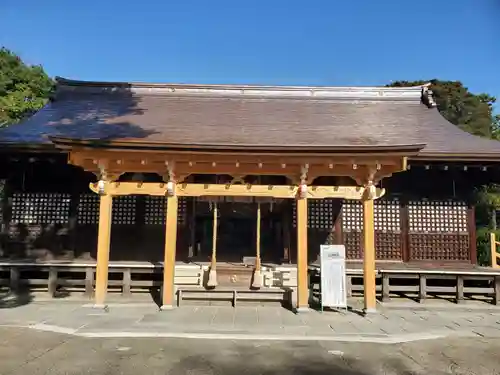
{"left": 0, "top": 47, "right": 54, "bottom": 127}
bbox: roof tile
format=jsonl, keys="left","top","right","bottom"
{"left": 1, "top": 79, "right": 499, "bottom": 159}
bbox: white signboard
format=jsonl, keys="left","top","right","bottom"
{"left": 320, "top": 245, "right": 347, "bottom": 309}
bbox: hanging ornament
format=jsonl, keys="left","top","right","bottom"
{"left": 365, "top": 180, "right": 376, "bottom": 200}
{"left": 166, "top": 181, "right": 175, "bottom": 196}
{"left": 98, "top": 180, "right": 105, "bottom": 195}
{"left": 299, "top": 183, "right": 308, "bottom": 199}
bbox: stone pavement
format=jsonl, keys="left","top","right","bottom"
{"left": 2, "top": 293, "right": 500, "bottom": 342}
{"left": 2, "top": 327, "right": 500, "bottom": 375}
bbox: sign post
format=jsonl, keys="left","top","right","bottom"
{"left": 319, "top": 244, "right": 347, "bottom": 311}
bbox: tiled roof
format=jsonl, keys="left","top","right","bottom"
{"left": 1, "top": 77, "right": 500, "bottom": 159}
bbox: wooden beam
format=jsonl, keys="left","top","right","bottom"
{"left": 70, "top": 149, "right": 408, "bottom": 167}
{"left": 79, "top": 162, "right": 400, "bottom": 181}
{"left": 161, "top": 194, "right": 179, "bottom": 310}
{"left": 89, "top": 182, "right": 386, "bottom": 200}
{"left": 94, "top": 193, "right": 112, "bottom": 308}
{"left": 296, "top": 198, "right": 309, "bottom": 312}
{"left": 362, "top": 198, "right": 377, "bottom": 313}
{"left": 70, "top": 150, "right": 409, "bottom": 181}
{"left": 180, "top": 183, "right": 298, "bottom": 198}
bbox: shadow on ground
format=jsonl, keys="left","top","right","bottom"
{"left": 168, "top": 356, "right": 417, "bottom": 375}
{"left": 0, "top": 289, "right": 33, "bottom": 308}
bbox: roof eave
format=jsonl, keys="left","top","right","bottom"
{"left": 412, "top": 152, "right": 500, "bottom": 162}
{"left": 0, "top": 142, "right": 59, "bottom": 153}
{"left": 48, "top": 136, "right": 425, "bottom": 156}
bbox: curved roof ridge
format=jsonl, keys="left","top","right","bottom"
{"left": 55, "top": 76, "right": 426, "bottom": 101}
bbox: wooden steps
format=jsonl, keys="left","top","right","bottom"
{"left": 176, "top": 287, "right": 294, "bottom": 307}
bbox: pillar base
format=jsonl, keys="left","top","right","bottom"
{"left": 294, "top": 306, "right": 311, "bottom": 314}
{"left": 251, "top": 269, "right": 262, "bottom": 289}
{"left": 363, "top": 307, "right": 377, "bottom": 315}
{"left": 160, "top": 304, "right": 175, "bottom": 311}
{"left": 206, "top": 268, "right": 218, "bottom": 288}
{"left": 92, "top": 304, "right": 109, "bottom": 312}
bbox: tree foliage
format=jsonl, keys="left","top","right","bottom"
{"left": 475, "top": 184, "right": 500, "bottom": 230}
{"left": 387, "top": 79, "right": 497, "bottom": 139}
{"left": 0, "top": 48, "right": 54, "bottom": 127}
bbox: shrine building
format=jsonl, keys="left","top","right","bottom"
{"left": 1, "top": 77, "right": 500, "bottom": 312}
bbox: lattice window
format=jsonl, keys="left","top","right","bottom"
{"left": 313, "top": 199, "right": 337, "bottom": 229}
{"left": 339, "top": 200, "right": 362, "bottom": 259}
{"left": 342, "top": 199, "right": 401, "bottom": 232}
{"left": 342, "top": 199, "right": 402, "bottom": 260}
{"left": 341, "top": 200, "right": 363, "bottom": 232}
{"left": 11, "top": 192, "right": 71, "bottom": 224}
{"left": 409, "top": 234, "right": 469, "bottom": 261}
{"left": 144, "top": 196, "right": 187, "bottom": 225}
{"left": 375, "top": 199, "right": 402, "bottom": 260}
{"left": 292, "top": 199, "right": 337, "bottom": 229}
{"left": 374, "top": 199, "right": 401, "bottom": 232}
{"left": 344, "top": 232, "right": 362, "bottom": 259}
{"left": 407, "top": 200, "right": 469, "bottom": 261}
{"left": 77, "top": 194, "right": 138, "bottom": 225}
{"left": 408, "top": 200, "right": 468, "bottom": 233}
{"left": 112, "top": 196, "right": 137, "bottom": 225}
{"left": 77, "top": 194, "right": 99, "bottom": 224}
{"left": 145, "top": 196, "right": 165, "bottom": 225}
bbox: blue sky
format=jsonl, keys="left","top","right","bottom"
{"left": 1, "top": 0, "right": 499, "bottom": 106}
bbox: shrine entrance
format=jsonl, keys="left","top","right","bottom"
{"left": 194, "top": 199, "right": 286, "bottom": 264}
{"left": 54, "top": 143, "right": 416, "bottom": 312}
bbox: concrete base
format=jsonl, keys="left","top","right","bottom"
{"left": 251, "top": 269, "right": 262, "bottom": 289}
{"left": 294, "top": 306, "right": 311, "bottom": 314}
{"left": 363, "top": 307, "right": 377, "bottom": 315}
{"left": 160, "top": 304, "right": 175, "bottom": 311}
{"left": 206, "top": 269, "right": 218, "bottom": 288}
{"left": 92, "top": 304, "right": 109, "bottom": 312}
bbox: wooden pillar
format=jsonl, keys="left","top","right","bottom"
{"left": 296, "top": 197, "right": 309, "bottom": 312}
{"left": 467, "top": 206, "right": 477, "bottom": 264}
{"left": 206, "top": 202, "right": 218, "bottom": 287}
{"left": 94, "top": 193, "right": 113, "bottom": 308}
{"left": 282, "top": 203, "right": 292, "bottom": 263}
{"left": 491, "top": 233, "right": 498, "bottom": 268}
{"left": 161, "top": 194, "right": 179, "bottom": 310}
{"left": 189, "top": 198, "right": 196, "bottom": 258}
{"left": 256, "top": 203, "right": 262, "bottom": 270}
{"left": 252, "top": 202, "right": 262, "bottom": 288}
{"left": 362, "top": 198, "right": 377, "bottom": 313}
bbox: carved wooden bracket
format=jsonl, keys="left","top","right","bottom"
{"left": 161, "top": 173, "right": 190, "bottom": 184}
{"left": 228, "top": 175, "right": 247, "bottom": 185}
{"left": 160, "top": 161, "right": 190, "bottom": 184}
{"left": 91, "top": 170, "right": 123, "bottom": 183}
{"left": 287, "top": 164, "right": 317, "bottom": 185}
